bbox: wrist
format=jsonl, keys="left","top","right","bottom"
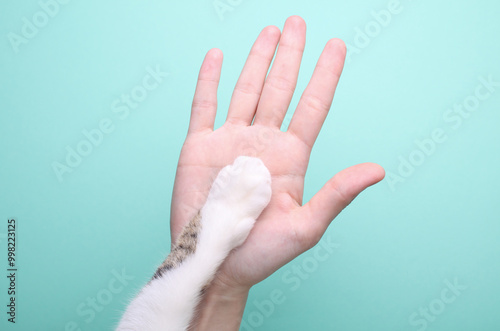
{"left": 190, "top": 279, "right": 251, "bottom": 331}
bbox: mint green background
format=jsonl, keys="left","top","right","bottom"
{"left": 1, "top": 0, "right": 499, "bottom": 330}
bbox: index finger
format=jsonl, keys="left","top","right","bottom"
{"left": 287, "top": 39, "right": 346, "bottom": 148}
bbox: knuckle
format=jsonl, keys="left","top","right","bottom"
{"left": 266, "top": 74, "right": 296, "bottom": 94}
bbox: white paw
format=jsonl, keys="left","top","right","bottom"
{"left": 202, "top": 156, "right": 272, "bottom": 247}
{"left": 209, "top": 156, "right": 272, "bottom": 219}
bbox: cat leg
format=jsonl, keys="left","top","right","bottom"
{"left": 116, "top": 156, "right": 271, "bottom": 331}
{"left": 198, "top": 156, "right": 272, "bottom": 254}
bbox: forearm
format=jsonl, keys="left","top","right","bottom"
{"left": 190, "top": 281, "right": 250, "bottom": 331}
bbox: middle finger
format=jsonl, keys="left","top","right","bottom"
{"left": 253, "top": 16, "right": 306, "bottom": 128}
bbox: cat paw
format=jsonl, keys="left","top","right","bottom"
{"left": 210, "top": 156, "right": 272, "bottom": 218}
{"left": 202, "top": 156, "right": 272, "bottom": 247}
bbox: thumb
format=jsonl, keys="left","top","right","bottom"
{"left": 299, "top": 162, "right": 385, "bottom": 242}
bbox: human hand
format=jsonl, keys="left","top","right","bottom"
{"left": 170, "top": 15, "right": 384, "bottom": 327}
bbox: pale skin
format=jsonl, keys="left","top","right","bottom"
{"left": 170, "top": 16, "right": 385, "bottom": 330}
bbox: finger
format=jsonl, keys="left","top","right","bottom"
{"left": 297, "top": 163, "right": 385, "bottom": 246}
{"left": 253, "top": 15, "right": 306, "bottom": 128}
{"left": 226, "top": 26, "right": 281, "bottom": 126}
{"left": 188, "top": 48, "right": 223, "bottom": 134}
{"left": 288, "top": 39, "right": 346, "bottom": 148}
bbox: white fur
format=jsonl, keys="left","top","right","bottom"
{"left": 116, "top": 156, "right": 272, "bottom": 331}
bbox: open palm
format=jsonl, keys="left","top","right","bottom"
{"left": 170, "top": 16, "right": 385, "bottom": 290}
